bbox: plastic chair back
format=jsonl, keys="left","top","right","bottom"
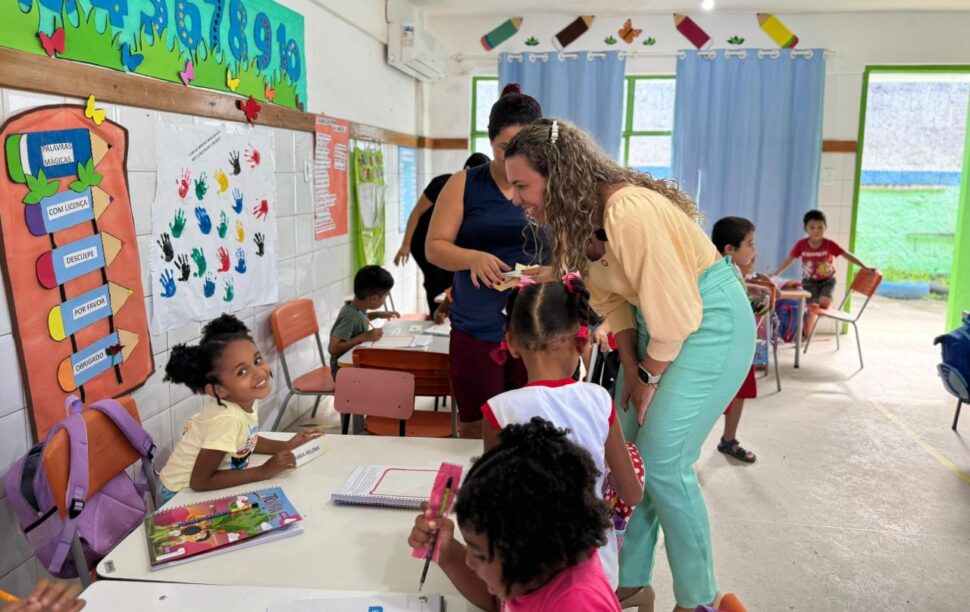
{"left": 851, "top": 268, "right": 883, "bottom": 298}
{"left": 353, "top": 348, "right": 451, "bottom": 397}
{"left": 334, "top": 368, "right": 415, "bottom": 421}
{"left": 271, "top": 299, "right": 319, "bottom": 352}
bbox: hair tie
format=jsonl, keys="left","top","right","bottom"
{"left": 517, "top": 276, "right": 536, "bottom": 292}
{"left": 489, "top": 341, "right": 509, "bottom": 365}
{"left": 576, "top": 325, "right": 590, "bottom": 353}
{"left": 561, "top": 271, "right": 582, "bottom": 293}
{"left": 549, "top": 120, "right": 559, "bottom": 144}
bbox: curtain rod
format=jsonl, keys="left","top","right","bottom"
{"left": 453, "top": 49, "right": 834, "bottom": 63}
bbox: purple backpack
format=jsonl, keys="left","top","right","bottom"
{"left": 3, "top": 397, "right": 158, "bottom": 578}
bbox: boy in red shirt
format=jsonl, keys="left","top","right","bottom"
{"left": 773, "top": 210, "right": 869, "bottom": 337}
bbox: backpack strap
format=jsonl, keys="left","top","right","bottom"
{"left": 86, "top": 399, "right": 159, "bottom": 507}
{"left": 44, "top": 413, "right": 90, "bottom": 574}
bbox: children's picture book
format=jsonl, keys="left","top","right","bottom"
{"left": 331, "top": 465, "right": 440, "bottom": 509}
{"left": 267, "top": 593, "right": 443, "bottom": 612}
{"left": 145, "top": 487, "right": 303, "bottom": 570}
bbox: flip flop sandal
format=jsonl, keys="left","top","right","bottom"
{"left": 718, "top": 438, "right": 756, "bottom": 463}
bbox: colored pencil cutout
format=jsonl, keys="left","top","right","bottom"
{"left": 673, "top": 14, "right": 711, "bottom": 50}
{"left": 758, "top": 13, "right": 799, "bottom": 48}
{"left": 481, "top": 17, "right": 522, "bottom": 51}
{"left": 618, "top": 19, "right": 642, "bottom": 44}
{"left": 25, "top": 186, "right": 112, "bottom": 236}
{"left": 553, "top": 16, "right": 594, "bottom": 50}
{"left": 48, "top": 282, "right": 133, "bottom": 341}
{"left": 57, "top": 330, "right": 139, "bottom": 391}
{"left": 5, "top": 128, "right": 110, "bottom": 183}
{"left": 35, "top": 232, "right": 122, "bottom": 289}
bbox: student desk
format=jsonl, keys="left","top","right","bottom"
{"left": 97, "top": 434, "right": 481, "bottom": 606}
{"left": 338, "top": 319, "right": 450, "bottom": 368}
{"left": 80, "top": 581, "right": 474, "bottom": 611}
{"left": 778, "top": 288, "right": 812, "bottom": 368}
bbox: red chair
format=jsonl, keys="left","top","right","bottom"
{"left": 803, "top": 268, "right": 883, "bottom": 370}
{"left": 270, "top": 299, "right": 336, "bottom": 431}
{"left": 334, "top": 368, "right": 417, "bottom": 437}
{"left": 352, "top": 348, "right": 454, "bottom": 437}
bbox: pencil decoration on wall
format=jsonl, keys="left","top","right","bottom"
{"left": 758, "top": 13, "right": 799, "bottom": 48}
{"left": 57, "top": 329, "right": 140, "bottom": 392}
{"left": 5, "top": 128, "right": 110, "bottom": 183}
{"left": 481, "top": 17, "right": 522, "bottom": 51}
{"left": 48, "top": 282, "right": 133, "bottom": 341}
{"left": 673, "top": 14, "right": 711, "bottom": 50}
{"left": 553, "top": 16, "right": 594, "bottom": 50}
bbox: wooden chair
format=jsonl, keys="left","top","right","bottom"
{"left": 334, "top": 368, "right": 418, "bottom": 436}
{"left": 803, "top": 268, "right": 883, "bottom": 370}
{"left": 270, "top": 299, "right": 336, "bottom": 432}
{"left": 352, "top": 348, "right": 455, "bottom": 437}
{"left": 43, "top": 397, "right": 157, "bottom": 587}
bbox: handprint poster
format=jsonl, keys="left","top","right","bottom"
{"left": 151, "top": 124, "right": 277, "bottom": 334}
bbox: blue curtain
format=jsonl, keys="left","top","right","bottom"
{"left": 499, "top": 52, "right": 626, "bottom": 160}
{"left": 671, "top": 50, "right": 826, "bottom": 274}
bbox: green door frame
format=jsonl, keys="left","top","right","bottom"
{"left": 849, "top": 65, "right": 970, "bottom": 329}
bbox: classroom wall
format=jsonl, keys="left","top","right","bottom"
{"left": 0, "top": 0, "right": 426, "bottom": 595}
{"left": 423, "top": 11, "right": 970, "bottom": 283}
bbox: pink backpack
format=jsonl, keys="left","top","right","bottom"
{"left": 3, "top": 397, "right": 158, "bottom": 578}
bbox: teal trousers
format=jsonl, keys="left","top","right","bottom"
{"left": 616, "top": 257, "right": 755, "bottom": 607}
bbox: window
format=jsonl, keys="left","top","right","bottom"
{"left": 469, "top": 74, "right": 677, "bottom": 177}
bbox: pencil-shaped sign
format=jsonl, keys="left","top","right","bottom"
{"left": 25, "top": 187, "right": 113, "bottom": 236}
{"left": 673, "top": 14, "right": 711, "bottom": 50}
{"left": 48, "top": 282, "right": 133, "bottom": 341}
{"left": 35, "top": 232, "right": 122, "bottom": 289}
{"left": 481, "top": 18, "right": 522, "bottom": 50}
{"left": 5, "top": 128, "right": 110, "bottom": 183}
{"left": 758, "top": 13, "right": 799, "bottom": 48}
{"left": 57, "top": 329, "right": 139, "bottom": 391}
{"left": 553, "top": 16, "right": 594, "bottom": 50}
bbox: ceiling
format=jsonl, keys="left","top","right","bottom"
{"left": 409, "top": 0, "right": 970, "bottom": 16}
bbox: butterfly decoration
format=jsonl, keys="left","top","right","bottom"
{"left": 179, "top": 59, "right": 195, "bottom": 86}
{"left": 84, "top": 95, "right": 106, "bottom": 126}
{"left": 524, "top": 36, "right": 539, "bottom": 46}
{"left": 226, "top": 67, "right": 240, "bottom": 92}
{"left": 618, "top": 19, "right": 642, "bottom": 44}
{"left": 37, "top": 28, "right": 65, "bottom": 58}
{"left": 237, "top": 96, "right": 261, "bottom": 125}
{"left": 120, "top": 43, "right": 143, "bottom": 72}
{"left": 642, "top": 37, "right": 657, "bottom": 46}
{"left": 264, "top": 82, "right": 276, "bottom": 102}
{"left": 603, "top": 35, "right": 618, "bottom": 45}
{"left": 295, "top": 94, "right": 304, "bottom": 112}
{"left": 727, "top": 35, "right": 745, "bottom": 45}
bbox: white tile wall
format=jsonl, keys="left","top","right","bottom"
{"left": 0, "top": 89, "right": 420, "bottom": 595}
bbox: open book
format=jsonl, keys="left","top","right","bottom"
{"left": 331, "top": 465, "right": 439, "bottom": 509}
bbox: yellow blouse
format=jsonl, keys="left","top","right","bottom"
{"left": 588, "top": 186, "right": 718, "bottom": 362}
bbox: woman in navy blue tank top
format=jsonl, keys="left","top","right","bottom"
{"left": 425, "top": 84, "right": 546, "bottom": 439}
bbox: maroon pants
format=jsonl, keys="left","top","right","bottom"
{"left": 449, "top": 328, "right": 528, "bottom": 423}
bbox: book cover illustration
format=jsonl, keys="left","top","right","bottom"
{"left": 146, "top": 487, "right": 302, "bottom": 567}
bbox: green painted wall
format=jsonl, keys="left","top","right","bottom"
{"left": 948, "top": 93, "right": 970, "bottom": 329}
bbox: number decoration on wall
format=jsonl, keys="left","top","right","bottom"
{"left": 1, "top": 0, "right": 307, "bottom": 111}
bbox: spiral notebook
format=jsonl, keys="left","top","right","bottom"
{"left": 331, "top": 465, "right": 439, "bottom": 509}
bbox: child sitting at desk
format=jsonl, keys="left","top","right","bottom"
{"left": 159, "top": 315, "right": 318, "bottom": 504}
{"left": 408, "top": 417, "right": 622, "bottom": 611}
{"left": 328, "top": 265, "right": 399, "bottom": 374}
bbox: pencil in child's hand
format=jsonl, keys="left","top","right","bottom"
{"left": 418, "top": 477, "right": 454, "bottom": 592}
{"left": 0, "top": 588, "right": 20, "bottom": 603}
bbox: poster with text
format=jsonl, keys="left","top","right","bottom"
{"left": 313, "top": 115, "right": 349, "bottom": 240}
{"left": 398, "top": 146, "right": 417, "bottom": 233}
{"left": 352, "top": 147, "right": 385, "bottom": 268}
{"left": 151, "top": 124, "right": 276, "bottom": 334}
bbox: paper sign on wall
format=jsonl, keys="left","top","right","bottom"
{"left": 398, "top": 146, "right": 417, "bottom": 233}
{"left": 313, "top": 115, "right": 350, "bottom": 240}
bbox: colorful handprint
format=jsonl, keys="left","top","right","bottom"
{"left": 223, "top": 279, "right": 235, "bottom": 302}
{"left": 203, "top": 273, "right": 216, "bottom": 298}
{"left": 175, "top": 254, "right": 190, "bottom": 281}
{"left": 169, "top": 208, "right": 187, "bottom": 238}
{"left": 232, "top": 188, "right": 244, "bottom": 214}
{"left": 235, "top": 248, "right": 247, "bottom": 274}
{"left": 217, "top": 247, "right": 231, "bottom": 272}
{"left": 214, "top": 169, "right": 230, "bottom": 194}
{"left": 235, "top": 220, "right": 245, "bottom": 243}
{"left": 254, "top": 233, "right": 265, "bottom": 257}
{"left": 229, "top": 151, "right": 242, "bottom": 175}
{"left": 159, "top": 269, "right": 176, "bottom": 298}
{"left": 244, "top": 145, "right": 261, "bottom": 168}
{"left": 157, "top": 233, "right": 174, "bottom": 262}
{"left": 191, "top": 247, "right": 207, "bottom": 277}
{"left": 217, "top": 211, "right": 229, "bottom": 238}
{"left": 253, "top": 199, "right": 269, "bottom": 219}
{"left": 176, "top": 169, "right": 191, "bottom": 199}
{"left": 195, "top": 207, "right": 212, "bottom": 234}
{"left": 194, "top": 172, "right": 208, "bottom": 200}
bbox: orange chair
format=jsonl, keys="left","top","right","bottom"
{"left": 385, "top": 294, "right": 429, "bottom": 321}
{"left": 803, "top": 268, "right": 883, "bottom": 370}
{"left": 270, "top": 299, "right": 336, "bottom": 432}
{"left": 44, "top": 397, "right": 157, "bottom": 586}
{"left": 334, "top": 368, "right": 418, "bottom": 436}
{"left": 352, "top": 348, "right": 455, "bottom": 437}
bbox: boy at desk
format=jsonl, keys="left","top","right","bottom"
{"left": 329, "top": 265, "right": 399, "bottom": 375}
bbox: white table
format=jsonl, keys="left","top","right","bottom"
{"left": 339, "top": 319, "right": 450, "bottom": 368}
{"left": 97, "top": 434, "right": 481, "bottom": 605}
{"left": 779, "top": 288, "right": 812, "bottom": 368}
{"left": 80, "top": 581, "right": 473, "bottom": 611}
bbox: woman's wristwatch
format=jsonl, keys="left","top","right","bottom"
{"left": 637, "top": 364, "right": 661, "bottom": 387}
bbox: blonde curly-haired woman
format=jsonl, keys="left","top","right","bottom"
{"left": 504, "top": 119, "right": 754, "bottom": 612}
